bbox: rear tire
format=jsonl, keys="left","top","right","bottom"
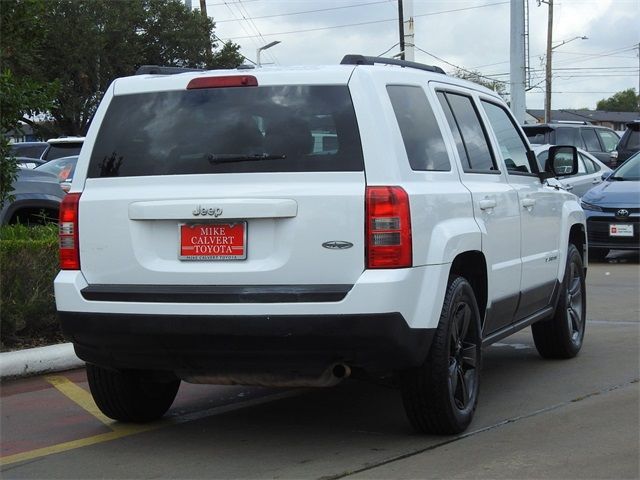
{"left": 86, "top": 364, "right": 180, "bottom": 423}
{"left": 532, "top": 244, "right": 586, "bottom": 359}
{"left": 399, "top": 276, "right": 482, "bottom": 434}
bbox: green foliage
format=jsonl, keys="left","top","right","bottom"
{"left": 452, "top": 68, "right": 507, "bottom": 99}
{"left": 596, "top": 88, "right": 639, "bottom": 112}
{"left": 1, "top": 0, "right": 244, "bottom": 136}
{"left": 0, "top": 69, "right": 57, "bottom": 208}
{"left": 0, "top": 224, "right": 60, "bottom": 350}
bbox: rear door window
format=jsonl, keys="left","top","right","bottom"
{"left": 88, "top": 85, "right": 364, "bottom": 177}
{"left": 387, "top": 85, "right": 450, "bottom": 171}
{"left": 437, "top": 91, "right": 496, "bottom": 172}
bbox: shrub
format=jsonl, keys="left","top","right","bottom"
{"left": 0, "top": 224, "right": 62, "bottom": 350}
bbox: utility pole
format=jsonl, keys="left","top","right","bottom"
{"left": 543, "top": 0, "right": 553, "bottom": 123}
{"left": 403, "top": 0, "right": 415, "bottom": 61}
{"left": 397, "top": 0, "right": 405, "bottom": 60}
{"left": 199, "top": 0, "right": 207, "bottom": 17}
{"left": 510, "top": 0, "right": 526, "bottom": 124}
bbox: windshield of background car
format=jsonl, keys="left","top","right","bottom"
{"left": 87, "top": 85, "right": 364, "bottom": 177}
{"left": 612, "top": 152, "right": 640, "bottom": 180}
{"left": 44, "top": 143, "right": 83, "bottom": 161}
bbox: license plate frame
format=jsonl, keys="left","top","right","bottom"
{"left": 609, "top": 223, "right": 634, "bottom": 237}
{"left": 179, "top": 222, "right": 247, "bottom": 261}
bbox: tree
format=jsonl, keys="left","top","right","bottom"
{"left": 0, "top": 0, "right": 57, "bottom": 208}
{"left": 452, "top": 68, "right": 508, "bottom": 99}
{"left": 596, "top": 88, "right": 639, "bottom": 112}
{"left": 1, "top": 0, "right": 243, "bottom": 136}
{"left": 0, "top": 71, "right": 56, "bottom": 208}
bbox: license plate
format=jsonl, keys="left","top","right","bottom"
{"left": 609, "top": 224, "right": 634, "bottom": 237}
{"left": 179, "top": 222, "right": 247, "bottom": 260}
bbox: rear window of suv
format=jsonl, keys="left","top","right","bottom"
{"left": 87, "top": 85, "right": 364, "bottom": 177}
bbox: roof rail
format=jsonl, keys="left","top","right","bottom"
{"left": 340, "top": 54, "right": 446, "bottom": 75}
{"left": 550, "top": 120, "right": 590, "bottom": 125}
{"left": 135, "top": 65, "right": 205, "bottom": 75}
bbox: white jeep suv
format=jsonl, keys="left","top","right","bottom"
{"left": 55, "top": 55, "right": 587, "bottom": 434}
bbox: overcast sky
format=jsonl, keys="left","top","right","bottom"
{"left": 200, "top": 0, "right": 640, "bottom": 112}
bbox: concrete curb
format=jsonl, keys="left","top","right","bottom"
{"left": 0, "top": 343, "right": 84, "bottom": 380}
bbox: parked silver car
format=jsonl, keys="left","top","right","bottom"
{"left": 533, "top": 144, "right": 612, "bottom": 197}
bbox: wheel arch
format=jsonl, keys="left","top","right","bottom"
{"left": 449, "top": 250, "right": 488, "bottom": 329}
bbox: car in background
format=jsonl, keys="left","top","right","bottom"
{"left": 42, "top": 137, "right": 84, "bottom": 161}
{"left": 9, "top": 137, "right": 84, "bottom": 163}
{"left": 523, "top": 122, "right": 620, "bottom": 168}
{"left": 0, "top": 168, "right": 65, "bottom": 225}
{"left": 15, "top": 157, "right": 47, "bottom": 169}
{"left": 580, "top": 151, "right": 640, "bottom": 260}
{"left": 35, "top": 155, "right": 78, "bottom": 192}
{"left": 533, "top": 145, "right": 612, "bottom": 197}
{"left": 9, "top": 141, "right": 49, "bottom": 159}
{"left": 615, "top": 120, "right": 640, "bottom": 165}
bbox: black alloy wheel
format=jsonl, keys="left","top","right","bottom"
{"left": 532, "top": 243, "right": 586, "bottom": 359}
{"left": 399, "top": 276, "right": 482, "bottom": 434}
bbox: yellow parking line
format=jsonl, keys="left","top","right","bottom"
{"left": 0, "top": 427, "right": 158, "bottom": 466}
{"left": 44, "top": 375, "right": 113, "bottom": 426}
{"left": 1, "top": 376, "right": 301, "bottom": 467}
{"left": 0, "top": 376, "right": 163, "bottom": 467}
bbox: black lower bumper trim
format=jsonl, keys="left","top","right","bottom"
{"left": 59, "top": 311, "right": 434, "bottom": 374}
{"left": 80, "top": 284, "right": 352, "bottom": 303}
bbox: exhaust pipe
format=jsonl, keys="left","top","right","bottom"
{"left": 181, "top": 363, "right": 351, "bottom": 388}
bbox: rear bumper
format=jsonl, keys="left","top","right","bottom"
{"left": 59, "top": 311, "right": 435, "bottom": 374}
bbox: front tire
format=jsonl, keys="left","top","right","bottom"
{"left": 399, "top": 276, "right": 482, "bottom": 434}
{"left": 86, "top": 364, "right": 180, "bottom": 423}
{"left": 532, "top": 244, "right": 586, "bottom": 359}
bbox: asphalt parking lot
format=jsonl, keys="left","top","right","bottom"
{"left": 1, "top": 251, "right": 638, "bottom": 479}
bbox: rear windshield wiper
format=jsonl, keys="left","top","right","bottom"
{"left": 208, "top": 153, "right": 286, "bottom": 164}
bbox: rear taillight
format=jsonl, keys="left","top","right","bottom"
{"left": 365, "top": 186, "right": 412, "bottom": 269}
{"left": 59, "top": 192, "right": 81, "bottom": 270}
{"left": 186, "top": 75, "right": 258, "bottom": 89}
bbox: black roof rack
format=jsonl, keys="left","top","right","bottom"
{"left": 340, "top": 54, "right": 446, "bottom": 75}
{"left": 135, "top": 65, "right": 205, "bottom": 75}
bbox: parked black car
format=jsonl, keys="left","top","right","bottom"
{"left": 523, "top": 122, "right": 620, "bottom": 168}
{"left": 615, "top": 120, "right": 640, "bottom": 164}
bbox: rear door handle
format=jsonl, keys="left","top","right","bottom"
{"left": 592, "top": 178, "right": 601, "bottom": 184}
{"left": 479, "top": 199, "right": 497, "bottom": 210}
{"left": 521, "top": 198, "right": 536, "bottom": 208}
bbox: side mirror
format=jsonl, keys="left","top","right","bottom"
{"left": 547, "top": 145, "right": 578, "bottom": 177}
{"left": 601, "top": 171, "right": 612, "bottom": 181}
{"left": 610, "top": 150, "right": 619, "bottom": 160}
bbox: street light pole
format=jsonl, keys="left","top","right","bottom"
{"left": 256, "top": 41, "right": 281, "bottom": 67}
{"left": 545, "top": 34, "right": 589, "bottom": 123}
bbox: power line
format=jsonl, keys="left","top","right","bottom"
{"left": 207, "top": 0, "right": 259, "bottom": 6}
{"left": 215, "top": 1, "right": 390, "bottom": 23}
{"left": 226, "top": 2, "right": 509, "bottom": 41}
{"left": 411, "top": 44, "right": 509, "bottom": 84}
